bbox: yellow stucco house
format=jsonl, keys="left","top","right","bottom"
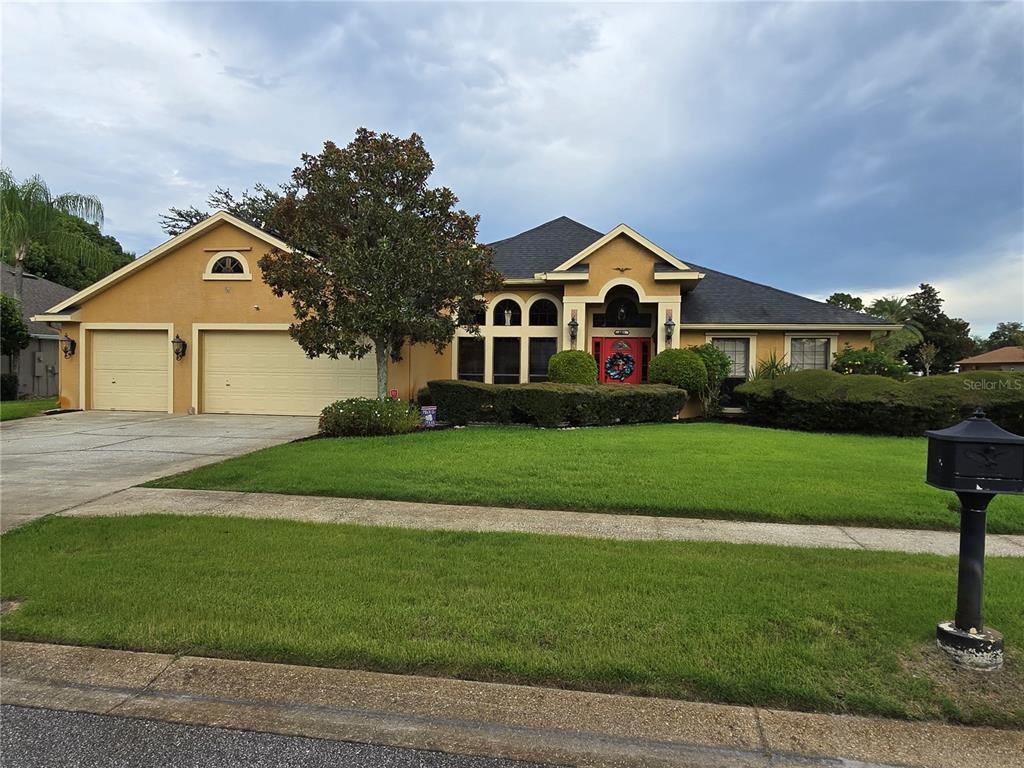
{"left": 33, "top": 212, "right": 898, "bottom": 416}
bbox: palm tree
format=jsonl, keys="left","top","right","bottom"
{"left": 1, "top": 169, "right": 106, "bottom": 378}
{"left": 1, "top": 169, "right": 106, "bottom": 303}
{"left": 868, "top": 295, "right": 924, "bottom": 357}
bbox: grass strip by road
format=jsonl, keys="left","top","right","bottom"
{"left": 0, "top": 398, "right": 57, "bottom": 422}
{"left": 148, "top": 423, "right": 1024, "bottom": 533}
{"left": 2, "top": 514, "right": 1021, "bottom": 728}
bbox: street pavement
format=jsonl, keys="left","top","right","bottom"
{"left": 0, "top": 705, "right": 552, "bottom": 768}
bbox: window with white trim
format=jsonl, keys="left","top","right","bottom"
{"left": 712, "top": 338, "right": 750, "bottom": 379}
{"left": 492, "top": 338, "right": 521, "bottom": 384}
{"left": 790, "top": 338, "right": 831, "bottom": 370}
{"left": 457, "top": 338, "right": 484, "bottom": 382}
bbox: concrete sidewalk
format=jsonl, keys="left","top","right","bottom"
{"left": 60, "top": 487, "right": 1024, "bottom": 556}
{"left": 3, "top": 641, "right": 1021, "bottom": 768}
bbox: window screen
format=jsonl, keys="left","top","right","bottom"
{"left": 790, "top": 338, "right": 831, "bottom": 370}
{"left": 712, "top": 338, "right": 750, "bottom": 379}
{"left": 528, "top": 338, "right": 557, "bottom": 382}
{"left": 457, "top": 337, "right": 485, "bottom": 382}
{"left": 492, "top": 338, "right": 521, "bottom": 384}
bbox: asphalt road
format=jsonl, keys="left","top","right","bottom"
{"left": 0, "top": 705, "right": 554, "bottom": 768}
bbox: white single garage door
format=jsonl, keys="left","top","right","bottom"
{"left": 202, "top": 330, "right": 378, "bottom": 416}
{"left": 91, "top": 330, "right": 169, "bottom": 412}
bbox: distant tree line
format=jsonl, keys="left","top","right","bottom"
{"left": 826, "top": 287, "right": 1021, "bottom": 374}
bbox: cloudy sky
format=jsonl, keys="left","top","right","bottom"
{"left": 3, "top": 1, "right": 1022, "bottom": 333}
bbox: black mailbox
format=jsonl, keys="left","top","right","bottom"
{"left": 925, "top": 408, "right": 1024, "bottom": 671}
{"left": 925, "top": 409, "right": 1024, "bottom": 495}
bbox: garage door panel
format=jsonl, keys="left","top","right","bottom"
{"left": 202, "top": 331, "right": 377, "bottom": 416}
{"left": 91, "top": 330, "right": 168, "bottom": 412}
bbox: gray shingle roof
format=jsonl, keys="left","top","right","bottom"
{"left": 682, "top": 264, "right": 890, "bottom": 325}
{"left": 488, "top": 217, "right": 890, "bottom": 326}
{"left": 0, "top": 264, "right": 76, "bottom": 336}
{"left": 488, "top": 216, "right": 604, "bottom": 278}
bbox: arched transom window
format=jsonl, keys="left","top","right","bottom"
{"left": 528, "top": 299, "right": 558, "bottom": 326}
{"left": 203, "top": 251, "right": 252, "bottom": 281}
{"left": 212, "top": 255, "right": 245, "bottom": 274}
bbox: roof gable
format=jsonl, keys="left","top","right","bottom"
{"left": 43, "top": 212, "right": 291, "bottom": 314}
{"left": 553, "top": 224, "right": 691, "bottom": 273}
{"left": 488, "top": 216, "right": 602, "bottom": 279}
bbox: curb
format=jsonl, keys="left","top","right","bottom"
{"left": 3, "top": 641, "right": 1021, "bottom": 768}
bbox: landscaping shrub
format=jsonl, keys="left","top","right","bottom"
{"left": 547, "top": 350, "right": 599, "bottom": 384}
{"left": 1, "top": 374, "right": 18, "bottom": 401}
{"left": 688, "top": 343, "right": 732, "bottom": 416}
{"left": 832, "top": 346, "right": 910, "bottom": 379}
{"left": 649, "top": 349, "right": 707, "bottom": 395}
{"left": 319, "top": 397, "right": 422, "bottom": 437}
{"left": 427, "top": 380, "right": 687, "bottom": 427}
{"left": 415, "top": 386, "right": 434, "bottom": 407}
{"left": 736, "top": 370, "right": 1024, "bottom": 436}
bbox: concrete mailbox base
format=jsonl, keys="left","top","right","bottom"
{"left": 936, "top": 621, "right": 1004, "bottom": 671}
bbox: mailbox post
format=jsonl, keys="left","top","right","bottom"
{"left": 925, "top": 409, "right": 1024, "bottom": 671}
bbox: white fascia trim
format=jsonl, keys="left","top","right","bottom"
{"left": 31, "top": 312, "right": 80, "bottom": 323}
{"left": 503, "top": 278, "right": 550, "bottom": 286}
{"left": 679, "top": 323, "right": 903, "bottom": 331}
{"left": 552, "top": 223, "right": 691, "bottom": 273}
{"left": 653, "top": 271, "right": 704, "bottom": 281}
{"left": 46, "top": 212, "right": 292, "bottom": 314}
{"left": 532, "top": 272, "right": 590, "bottom": 281}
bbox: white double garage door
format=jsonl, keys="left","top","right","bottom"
{"left": 90, "top": 329, "right": 377, "bottom": 416}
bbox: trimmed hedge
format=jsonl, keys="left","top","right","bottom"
{"left": 736, "top": 370, "right": 1024, "bottom": 436}
{"left": 319, "top": 397, "right": 422, "bottom": 437}
{"left": 548, "top": 350, "right": 599, "bottom": 384}
{"left": 427, "top": 380, "right": 688, "bottom": 428}
{"left": 649, "top": 349, "right": 708, "bottom": 395}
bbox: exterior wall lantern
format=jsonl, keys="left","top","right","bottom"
{"left": 171, "top": 334, "right": 188, "bottom": 361}
{"left": 568, "top": 310, "right": 579, "bottom": 349}
{"left": 60, "top": 334, "right": 77, "bottom": 359}
{"left": 664, "top": 312, "right": 676, "bottom": 348}
{"left": 925, "top": 408, "right": 1024, "bottom": 670}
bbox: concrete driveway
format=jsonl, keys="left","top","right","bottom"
{"left": 0, "top": 411, "right": 318, "bottom": 533}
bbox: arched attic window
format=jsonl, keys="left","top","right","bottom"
{"left": 493, "top": 299, "right": 522, "bottom": 326}
{"left": 203, "top": 251, "right": 252, "bottom": 281}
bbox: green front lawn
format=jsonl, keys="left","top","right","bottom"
{"left": 0, "top": 397, "right": 57, "bottom": 422}
{"left": 2, "top": 515, "right": 1021, "bottom": 727}
{"left": 150, "top": 423, "right": 1024, "bottom": 533}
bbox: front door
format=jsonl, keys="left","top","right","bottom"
{"left": 595, "top": 338, "right": 648, "bottom": 384}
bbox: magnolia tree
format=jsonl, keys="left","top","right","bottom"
{"left": 260, "top": 129, "right": 502, "bottom": 399}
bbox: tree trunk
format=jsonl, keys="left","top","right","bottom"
{"left": 374, "top": 340, "right": 390, "bottom": 400}
{"left": 11, "top": 246, "right": 26, "bottom": 382}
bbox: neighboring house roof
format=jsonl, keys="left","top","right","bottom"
{"left": 489, "top": 216, "right": 891, "bottom": 326}
{"left": 0, "top": 263, "right": 76, "bottom": 336}
{"left": 957, "top": 346, "right": 1024, "bottom": 365}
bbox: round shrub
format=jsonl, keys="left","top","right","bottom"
{"left": 649, "top": 348, "right": 707, "bottom": 396}
{"left": 319, "top": 397, "right": 421, "bottom": 437}
{"left": 548, "top": 350, "right": 599, "bottom": 384}
{"left": 415, "top": 386, "right": 434, "bottom": 407}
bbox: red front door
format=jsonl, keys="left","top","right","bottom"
{"left": 595, "top": 338, "right": 648, "bottom": 384}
